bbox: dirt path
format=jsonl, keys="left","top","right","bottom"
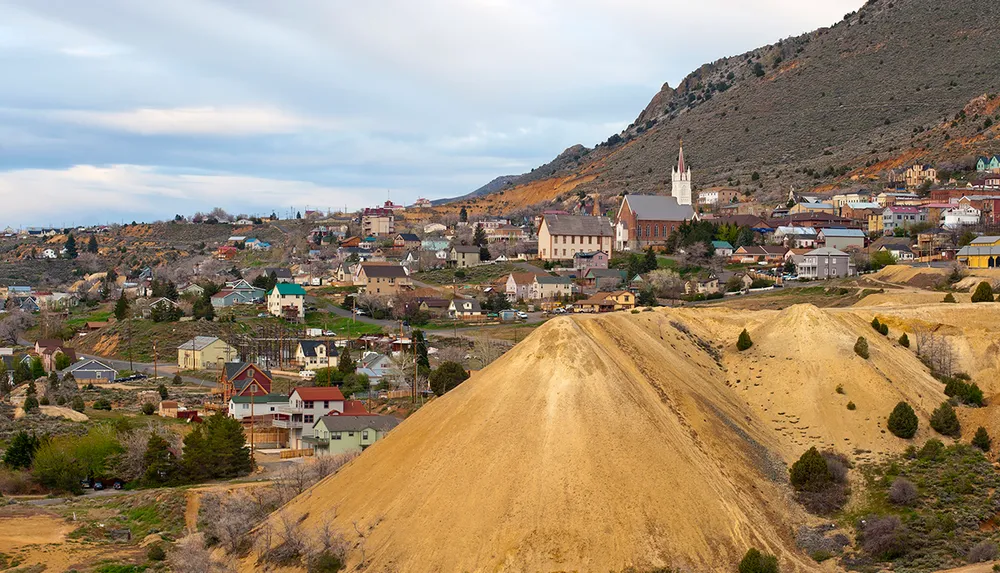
{"left": 184, "top": 482, "right": 272, "bottom": 532}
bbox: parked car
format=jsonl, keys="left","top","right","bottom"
{"left": 516, "top": 311, "right": 529, "bottom": 320}
{"left": 299, "top": 370, "right": 316, "bottom": 379}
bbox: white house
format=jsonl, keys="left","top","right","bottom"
{"left": 273, "top": 387, "right": 346, "bottom": 449}
{"left": 941, "top": 207, "right": 981, "bottom": 229}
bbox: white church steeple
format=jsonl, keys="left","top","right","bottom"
{"left": 671, "top": 141, "right": 692, "bottom": 206}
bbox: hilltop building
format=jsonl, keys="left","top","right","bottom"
{"left": 671, "top": 143, "right": 692, "bottom": 206}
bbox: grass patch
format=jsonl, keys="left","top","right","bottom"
{"left": 303, "top": 312, "right": 383, "bottom": 335}
{"left": 66, "top": 309, "right": 113, "bottom": 329}
{"left": 415, "top": 263, "right": 521, "bottom": 286}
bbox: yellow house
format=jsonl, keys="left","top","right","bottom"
{"left": 957, "top": 236, "right": 1000, "bottom": 269}
{"left": 177, "top": 336, "right": 237, "bottom": 370}
{"left": 789, "top": 202, "right": 836, "bottom": 215}
{"left": 867, "top": 212, "right": 884, "bottom": 235}
{"left": 538, "top": 214, "right": 613, "bottom": 261}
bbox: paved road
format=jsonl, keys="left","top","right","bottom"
{"left": 78, "top": 353, "right": 218, "bottom": 389}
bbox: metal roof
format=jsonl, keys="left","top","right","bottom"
{"left": 623, "top": 195, "right": 695, "bottom": 222}
{"left": 542, "top": 214, "right": 613, "bottom": 237}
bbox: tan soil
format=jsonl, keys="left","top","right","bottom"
{"left": 13, "top": 405, "right": 89, "bottom": 422}
{"left": 246, "top": 302, "right": 1000, "bottom": 572}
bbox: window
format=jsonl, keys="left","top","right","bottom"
{"left": 348, "top": 432, "right": 355, "bottom": 437}
{"left": 304, "top": 400, "right": 314, "bottom": 409}
{"left": 362, "top": 431, "right": 370, "bottom": 440}
{"left": 304, "top": 414, "right": 314, "bottom": 424}
{"left": 571, "top": 236, "right": 575, "bottom": 244}
{"left": 588, "top": 236, "right": 593, "bottom": 244}
{"left": 332, "top": 432, "right": 342, "bottom": 440}
{"left": 323, "top": 401, "right": 329, "bottom": 409}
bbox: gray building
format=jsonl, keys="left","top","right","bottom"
{"left": 817, "top": 228, "right": 867, "bottom": 251}
{"left": 796, "top": 247, "right": 856, "bottom": 280}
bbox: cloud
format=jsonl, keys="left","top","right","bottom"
{"left": 0, "top": 164, "right": 378, "bottom": 227}
{"left": 47, "top": 106, "right": 340, "bottom": 136}
{"left": 0, "top": 0, "right": 866, "bottom": 226}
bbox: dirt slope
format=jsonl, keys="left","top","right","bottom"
{"left": 246, "top": 302, "right": 1000, "bottom": 572}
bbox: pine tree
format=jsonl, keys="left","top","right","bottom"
{"left": 338, "top": 345, "right": 356, "bottom": 375}
{"left": 971, "top": 281, "right": 995, "bottom": 303}
{"left": 459, "top": 206, "right": 468, "bottom": 222}
{"left": 64, "top": 233, "right": 78, "bottom": 259}
{"left": 143, "top": 434, "right": 177, "bottom": 485}
{"left": 0, "top": 360, "right": 7, "bottom": 395}
{"left": 643, "top": 247, "right": 658, "bottom": 273}
{"left": 789, "top": 446, "right": 832, "bottom": 492}
{"left": 413, "top": 330, "right": 430, "bottom": 376}
{"left": 972, "top": 426, "right": 992, "bottom": 452}
{"left": 114, "top": 292, "right": 129, "bottom": 321}
{"left": 887, "top": 402, "right": 918, "bottom": 439}
{"left": 930, "top": 401, "right": 961, "bottom": 437}
{"left": 898, "top": 333, "right": 910, "bottom": 348}
{"left": 87, "top": 235, "right": 99, "bottom": 254}
{"left": 472, "top": 224, "right": 487, "bottom": 247}
{"left": 737, "top": 329, "right": 753, "bottom": 351}
{"left": 157, "top": 384, "right": 168, "bottom": 399}
{"left": 942, "top": 293, "right": 957, "bottom": 303}
{"left": 2, "top": 431, "right": 40, "bottom": 469}
{"left": 30, "top": 357, "right": 45, "bottom": 380}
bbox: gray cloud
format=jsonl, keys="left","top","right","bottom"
{"left": 0, "top": 0, "right": 862, "bottom": 227}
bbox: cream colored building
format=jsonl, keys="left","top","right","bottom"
{"left": 538, "top": 214, "right": 613, "bottom": 261}
{"left": 177, "top": 336, "right": 237, "bottom": 371}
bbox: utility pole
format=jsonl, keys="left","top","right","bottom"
{"left": 153, "top": 341, "right": 157, "bottom": 380}
{"left": 127, "top": 317, "right": 133, "bottom": 372}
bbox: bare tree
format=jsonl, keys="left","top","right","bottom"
{"left": 646, "top": 269, "right": 684, "bottom": 298}
{"left": 0, "top": 311, "right": 35, "bottom": 345}
{"left": 168, "top": 534, "right": 213, "bottom": 573}
{"left": 470, "top": 333, "right": 506, "bottom": 368}
{"left": 388, "top": 353, "right": 415, "bottom": 390}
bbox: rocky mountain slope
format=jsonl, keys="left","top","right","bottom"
{"left": 443, "top": 0, "right": 1000, "bottom": 216}
{"left": 250, "top": 301, "right": 1000, "bottom": 572}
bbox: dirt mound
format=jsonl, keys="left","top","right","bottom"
{"left": 249, "top": 302, "right": 1000, "bottom": 572}
{"left": 13, "top": 406, "right": 89, "bottom": 422}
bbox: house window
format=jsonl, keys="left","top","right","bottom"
{"left": 571, "top": 236, "right": 575, "bottom": 244}
{"left": 348, "top": 432, "right": 355, "bottom": 437}
{"left": 323, "top": 401, "right": 330, "bottom": 409}
{"left": 332, "top": 432, "right": 342, "bottom": 440}
{"left": 588, "top": 236, "right": 593, "bottom": 244}
{"left": 304, "top": 414, "right": 314, "bottom": 424}
{"left": 304, "top": 401, "right": 314, "bottom": 409}
{"left": 362, "top": 431, "right": 370, "bottom": 440}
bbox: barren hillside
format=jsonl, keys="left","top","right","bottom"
{"left": 442, "top": 0, "right": 1000, "bottom": 215}
{"left": 250, "top": 301, "right": 1000, "bottom": 572}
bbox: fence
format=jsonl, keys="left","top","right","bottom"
{"left": 279, "top": 448, "right": 315, "bottom": 459}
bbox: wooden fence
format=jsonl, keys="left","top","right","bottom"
{"left": 279, "top": 448, "right": 315, "bottom": 459}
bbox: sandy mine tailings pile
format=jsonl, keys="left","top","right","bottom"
{"left": 257, "top": 313, "right": 817, "bottom": 573}
{"left": 252, "top": 303, "right": 990, "bottom": 572}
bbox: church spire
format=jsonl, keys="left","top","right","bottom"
{"left": 677, "top": 140, "right": 686, "bottom": 174}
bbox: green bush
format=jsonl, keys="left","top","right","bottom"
{"left": 854, "top": 337, "right": 869, "bottom": 359}
{"left": 898, "top": 333, "right": 909, "bottom": 347}
{"left": 789, "top": 447, "right": 832, "bottom": 491}
{"left": 971, "top": 282, "right": 994, "bottom": 303}
{"left": 929, "top": 402, "right": 960, "bottom": 437}
{"left": 71, "top": 396, "right": 85, "bottom": 413}
{"left": 871, "top": 317, "right": 881, "bottom": 331}
{"left": 917, "top": 439, "right": 945, "bottom": 461}
{"left": 737, "top": 329, "right": 753, "bottom": 351}
{"left": 887, "top": 402, "right": 918, "bottom": 439}
{"left": 172, "top": 374, "right": 182, "bottom": 385}
{"left": 847, "top": 401, "right": 856, "bottom": 410}
{"left": 738, "top": 548, "right": 779, "bottom": 573}
{"left": 141, "top": 403, "right": 155, "bottom": 415}
{"left": 157, "top": 384, "right": 168, "bottom": 399}
{"left": 3, "top": 431, "right": 40, "bottom": 469}
{"left": 39, "top": 396, "right": 50, "bottom": 406}
{"left": 942, "top": 293, "right": 957, "bottom": 303}
{"left": 308, "top": 551, "right": 346, "bottom": 572}
{"left": 147, "top": 544, "right": 166, "bottom": 561}
{"left": 944, "top": 378, "right": 984, "bottom": 407}
{"left": 92, "top": 399, "right": 112, "bottom": 411}
{"left": 429, "top": 362, "right": 470, "bottom": 397}
{"left": 22, "top": 396, "right": 39, "bottom": 413}
{"left": 972, "top": 427, "right": 992, "bottom": 452}
{"left": 879, "top": 323, "right": 889, "bottom": 336}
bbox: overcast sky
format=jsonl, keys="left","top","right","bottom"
{"left": 0, "top": 0, "right": 862, "bottom": 227}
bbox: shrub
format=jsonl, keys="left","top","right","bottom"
{"left": 309, "top": 550, "right": 346, "bottom": 572}
{"left": 141, "top": 403, "right": 156, "bottom": 415}
{"left": 888, "top": 477, "right": 918, "bottom": 506}
{"left": 879, "top": 323, "right": 889, "bottom": 336}
{"left": 147, "top": 544, "right": 167, "bottom": 561}
{"left": 835, "top": 384, "right": 845, "bottom": 394}
{"left": 929, "top": 402, "right": 960, "bottom": 437}
{"left": 157, "top": 384, "right": 168, "bottom": 399}
{"left": 71, "top": 396, "right": 85, "bottom": 413}
{"left": 944, "top": 378, "right": 984, "bottom": 406}
{"left": 39, "top": 396, "right": 50, "bottom": 406}
{"left": 942, "top": 292, "right": 957, "bottom": 303}
{"left": 972, "top": 426, "right": 992, "bottom": 452}
{"left": 92, "top": 399, "right": 112, "bottom": 410}
{"left": 860, "top": 515, "right": 907, "bottom": 559}
{"left": 738, "top": 548, "right": 779, "bottom": 573}
{"left": 918, "top": 439, "right": 945, "bottom": 461}
{"left": 854, "top": 337, "right": 869, "bottom": 359}
{"left": 967, "top": 541, "right": 998, "bottom": 563}
{"left": 898, "top": 333, "right": 909, "bottom": 347}
{"left": 172, "top": 374, "right": 183, "bottom": 385}
{"left": 429, "top": 362, "right": 470, "bottom": 397}
{"left": 846, "top": 401, "right": 856, "bottom": 410}
{"left": 22, "top": 396, "right": 39, "bottom": 413}
{"left": 871, "top": 317, "right": 881, "bottom": 331}
{"left": 790, "top": 447, "right": 832, "bottom": 491}
{"left": 3, "top": 431, "right": 41, "bottom": 469}
{"left": 887, "top": 402, "right": 918, "bottom": 439}
{"left": 737, "top": 329, "right": 753, "bottom": 351}
{"left": 971, "top": 281, "right": 994, "bottom": 303}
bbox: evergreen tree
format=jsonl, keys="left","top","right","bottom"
{"left": 972, "top": 426, "right": 992, "bottom": 452}
{"left": 942, "top": 293, "right": 957, "bottom": 303}
{"left": 30, "top": 357, "right": 45, "bottom": 380}
{"left": 157, "top": 383, "right": 168, "bottom": 399}
{"left": 429, "top": 362, "right": 469, "bottom": 396}
{"left": 338, "top": 345, "right": 356, "bottom": 375}
{"left": 737, "top": 329, "right": 753, "bottom": 351}
{"left": 0, "top": 360, "right": 7, "bottom": 395}
{"left": 87, "top": 234, "right": 99, "bottom": 254}
{"left": 143, "top": 434, "right": 177, "bottom": 485}
{"left": 296, "top": 211, "right": 302, "bottom": 219}
{"left": 192, "top": 292, "right": 215, "bottom": 321}
{"left": 13, "top": 362, "right": 30, "bottom": 385}
{"left": 2, "top": 431, "right": 40, "bottom": 469}
{"left": 738, "top": 548, "right": 779, "bottom": 573}
{"left": 71, "top": 395, "right": 85, "bottom": 413}
{"left": 459, "top": 206, "right": 468, "bottom": 222}
{"left": 23, "top": 395, "right": 39, "bottom": 413}
{"left": 180, "top": 412, "right": 253, "bottom": 481}
{"left": 472, "top": 224, "right": 487, "bottom": 248}
{"left": 54, "top": 351, "right": 71, "bottom": 371}
{"left": 114, "top": 292, "right": 130, "bottom": 321}
{"left": 413, "top": 330, "right": 430, "bottom": 376}
{"left": 898, "top": 333, "right": 910, "bottom": 348}
{"left": 479, "top": 246, "right": 491, "bottom": 262}
{"left": 854, "top": 337, "right": 869, "bottom": 359}
{"left": 887, "top": 402, "right": 918, "bottom": 439}
{"left": 64, "top": 233, "right": 78, "bottom": 259}
{"left": 971, "top": 281, "right": 995, "bottom": 303}
{"left": 789, "top": 446, "right": 832, "bottom": 491}
{"left": 643, "top": 247, "right": 658, "bottom": 273}
{"left": 929, "top": 402, "right": 961, "bottom": 437}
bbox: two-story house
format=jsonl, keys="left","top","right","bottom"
{"left": 393, "top": 233, "right": 421, "bottom": 250}
{"left": 796, "top": 247, "right": 856, "bottom": 279}
{"left": 538, "top": 214, "right": 613, "bottom": 261}
{"left": 882, "top": 206, "right": 928, "bottom": 235}
{"left": 504, "top": 272, "right": 542, "bottom": 302}
{"left": 295, "top": 340, "right": 339, "bottom": 371}
{"left": 355, "top": 264, "right": 411, "bottom": 295}
{"left": 267, "top": 283, "right": 306, "bottom": 321}
{"left": 528, "top": 275, "right": 573, "bottom": 301}
{"left": 573, "top": 251, "right": 609, "bottom": 273}
{"left": 310, "top": 415, "right": 401, "bottom": 456}
{"left": 448, "top": 245, "right": 482, "bottom": 268}
{"left": 817, "top": 228, "right": 867, "bottom": 251}
{"left": 274, "top": 387, "right": 346, "bottom": 449}
{"left": 448, "top": 298, "right": 484, "bottom": 320}
{"left": 221, "top": 362, "right": 273, "bottom": 403}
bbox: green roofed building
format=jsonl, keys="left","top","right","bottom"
{"left": 267, "top": 282, "right": 307, "bottom": 321}
{"left": 228, "top": 393, "right": 289, "bottom": 421}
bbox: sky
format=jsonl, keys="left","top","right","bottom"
{"left": 0, "top": 0, "right": 862, "bottom": 227}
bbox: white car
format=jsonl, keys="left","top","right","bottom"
{"left": 516, "top": 311, "right": 528, "bottom": 319}
{"left": 298, "top": 370, "right": 316, "bottom": 379}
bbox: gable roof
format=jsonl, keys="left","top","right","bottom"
{"left": 361, "top": 264, "right": 408, "bottom": 279}
{"left": 178, "top": 336, "right": 225, "bottom": 351}
{"left": 574, "top": 250, "right": 608, "bottom": 259}
{"left": 298, "top": 340, "right": 338, "bottom": 358}
{"left": 293, "top": 386, "right": 346, "bottom": 401}
{"left": 315, "top": 414, "right": 400, "bottom": 432}
{"left": 450, "top": 298, "right": 483, "bottom": 312}
{"left": 452, "top": 245, "right": 480, "bottom": 253}
{"left": 584, "top": 268, "right": 627, "bottom": 279}
{"left": 622, "top": 195, "right": 695, "bottom": 222}
{"left": 711, "top": 241, "right": 734, "bottom": 250}
{"left": 261, "top": 267, "right": 293, "bottom": 279}
{"left": 395, "top": 233, "right": 420, "bottom": 242}
{"left": 269, "top": 283, "right": 307, "bottom": 296}
{"left": 224, "top": 362, "right": 272, "bottom": 382}
{"left": 805, "top": 247, "right": 850, "bottom": 256}
{"left": 508, "top": 272, "right": 541, "bottom": 286}
{"left": 229, "top": 393, "right": 289, "bottom": 405}
{"left": 819, "top": 228, "right": 866, "bottom": 238}
{"left": 970, "top": 235, "right": 1000, "bottom": 245}
{"left": 534, "top": 275, "right": 572, "bottom": 285}
{"left": 66, "top": 358, "right": 116, "bottom": 373}
{"left": 542, "top": 214, "right": 613, "bottom": 237}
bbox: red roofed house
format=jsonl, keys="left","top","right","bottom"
{"left": 274, "top": 386, "right": 347, "bottom": 449}
{"left": 731, "top": 245, "right": 789, "bottom": 264}
{"left": 221, "top": 362, "right": 273, "bottom": 403}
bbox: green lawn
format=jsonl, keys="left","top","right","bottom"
{"left": 303, "top": 312, "right": 383, "bottom": 335}
{"left": 66, "top": 309, "right": 113, "bottom": 329}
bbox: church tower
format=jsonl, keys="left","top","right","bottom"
{"left": 671, "top": 142, "right": 692, "bottom": 206}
